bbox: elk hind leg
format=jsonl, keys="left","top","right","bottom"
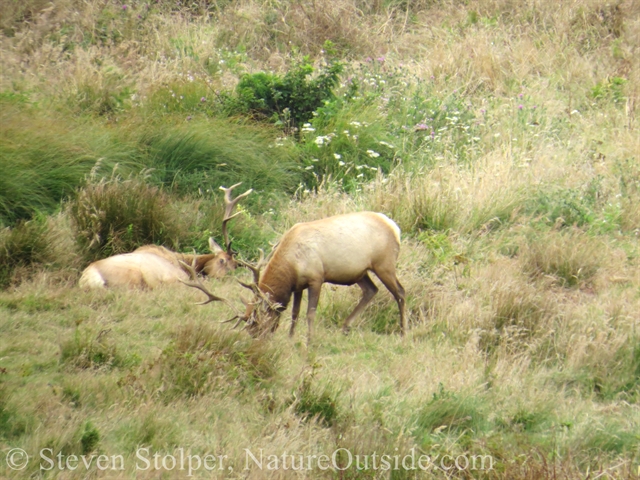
{"left": 342, "top": 274, "right": 378, "bottom": 335}
{"left": 289, "top": 291, "right": 303, "bottom": 337}
{"left": 374, "top": 268, "right": 406, "bottom": 335}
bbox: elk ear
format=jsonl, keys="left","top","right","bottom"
{"left": 208, "top": 237, "right": 224, "bottom": 254}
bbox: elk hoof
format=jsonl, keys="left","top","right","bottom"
{"left": 342, "top": 327, "right": 351, "bottom": 336}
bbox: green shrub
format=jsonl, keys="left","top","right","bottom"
{"left": 69, "top": 176, "right": 183, "bottom": 261}
{"left": 219, "top": 57, "right": 343, "bottom": 129}
{"left": 527, "top": 186, "right": 596, "bottom": 228}
{"left": 80, "top": 422, "right": 100, "bottom": 454}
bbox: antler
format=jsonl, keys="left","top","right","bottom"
{"left": 235, "top": 249, "right": 266, "bottom": 293}
{"left": 179, "top": 260, "right": 227, "bottom": 305}
{"left": 220, "top": 183, "right": 253, "bottom": 253}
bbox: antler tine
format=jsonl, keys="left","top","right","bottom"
{"left": 221, "top": 315, "right": 247, "bottom": 329}
{"left": 219, "top": 183, "right": 253, "bottom": 252}
{"left": 179, "top": 260, "right": 227, "bottom": 305}
{"left": 236, "top": 249, "right": 265, "bottom": 286}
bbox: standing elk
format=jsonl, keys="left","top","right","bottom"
{"left": 185, "top": 211, "right": 406, "bottom": 343}
{"left": 78, "top": 183, "right": 251, "bottom": 289}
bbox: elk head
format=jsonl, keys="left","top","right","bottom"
{"left": 231, "top": 250, "right": 284, "bottom": 337}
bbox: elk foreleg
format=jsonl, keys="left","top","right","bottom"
{"left": 342, "top": 274, "right": 378, "bottom": 335}
{"left": 305, "top": 283, "right": 322, "bottom": 345}
{"left": 289, "top": 291, "right": 303, "bottom": 337}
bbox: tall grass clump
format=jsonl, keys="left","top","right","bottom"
{"left": 154, "top": 323, "right": 280, "bottom": 400}
{"left": 411, "top": 385, "right": 489, "bottom": 449}
{"left": 479, "top": 278, "right": 554, "bottom": 355}
{"left": 138, "top": 118, "right": 302, "bottom": 195}
{"left": 0, "top": 102, "right": 142, "bottom": 226}
{"left": 0, "top": 218, "right": 50, "bottom": 289}
{"left": 59, "top": 327, "right": 127, "bottom": 370}
{"left": 69, "top": 176, "right": 184, "bottom": 261}
{"left": 519, "top": 229, "right": 603, "bottom": 288}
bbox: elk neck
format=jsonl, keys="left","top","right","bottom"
{"left": 258, "top": 258, "right": 296, "bottom": 310}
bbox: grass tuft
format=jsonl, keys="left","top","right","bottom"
{"left": 154, "top": 322, "right": 280, "bottom": 400}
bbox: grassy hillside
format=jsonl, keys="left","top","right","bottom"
{"left": 0, "top": 0, "right": 639, "bottom": 478}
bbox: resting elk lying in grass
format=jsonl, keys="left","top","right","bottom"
{"left": 186, "top": 211, "right": 406, "bottom": 343}
{"left": 78, "top": 184, "right": 251, "bottom": 289}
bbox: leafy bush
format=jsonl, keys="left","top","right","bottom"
{"left": 69, "top": 176, "right": 184, "bottom": 261}
{"left": 527, "top": 186, "right": 596, "bottom": 228}
{"left": 219, "top": 57, "right": 343, "bottom": 129}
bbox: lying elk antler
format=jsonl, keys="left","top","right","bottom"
{"left": 180, "top": 258, "right": 247, "bottom": 327}
{"left": 179, "top": 260, "right": 227, "bottom": 305}
{"left": 220, "top": 183, "right": 253, "bottom": 253}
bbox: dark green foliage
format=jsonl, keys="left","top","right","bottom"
{"left": 80, "top": 422, "right": 100, "bottom": 454}
{"left": 220, "top": 58, "right": 343, "bottom": 129}
{"left": 0, "top": 218, "right": 50, "bottom": 289}
{"left": 157, "top": 323, "right": 280, "bottom": 399}
{"left": 69, "top": 177, "right": 183, "bottom": 261}
{"left": 292, "top": 375, "right": 340, "bottom": 427}
{"left": 527, "top": 185, "right": 597, "bottom": 228}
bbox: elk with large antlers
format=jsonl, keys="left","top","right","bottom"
{"left": 186, "top": 211, "right": 406, "bottom": 342}
{"left": 79, "top": 183, "right": 251, "bottom": 289}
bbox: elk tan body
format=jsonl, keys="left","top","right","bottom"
{"left": 239, "top": 211, "right": 406, "bottom": 341}
{"left": 79, "top": 239, "right": 233, "bottom": 289}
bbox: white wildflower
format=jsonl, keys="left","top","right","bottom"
{"left": 366, "top": 150, "right": 380, "bottom": 158}
{"left": 334, "top": 153, "right": 342, "bottom": 160}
